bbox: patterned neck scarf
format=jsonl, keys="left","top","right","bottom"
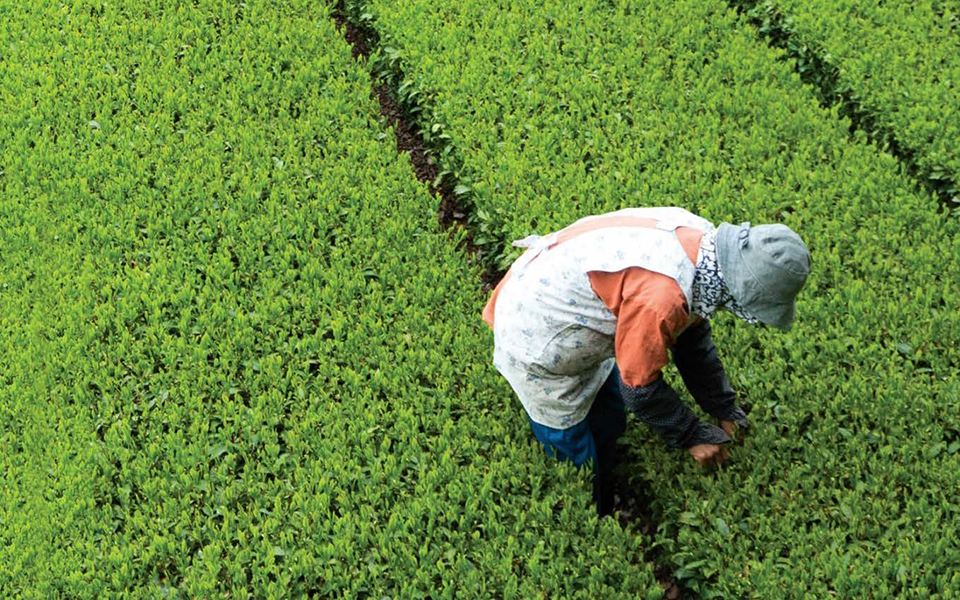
{"left": 691, "top": 231, "right": 759, "bottom": 323}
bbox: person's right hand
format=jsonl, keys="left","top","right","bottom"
{"left": 719, "top": 419, "right": 748, "bottom": 442}
{"left": 688, "top": 443, "right": 729, "bottom": 468}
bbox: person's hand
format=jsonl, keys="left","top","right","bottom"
{"left": 719, "top": 419, "right": 745, "bottom": 442}
{"left": 688, "top": 443, "right": 729, "bottom": 468}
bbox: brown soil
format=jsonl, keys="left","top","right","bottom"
{"left": 333, "top": 11, "right": 503, "bottom": 292}
{"left": 612, "top": 450, "right": 687, "bottom": 599}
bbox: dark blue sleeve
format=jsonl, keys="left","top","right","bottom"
{"left": 670, "top": 319, "right": 749, "bottom": 428}
{"left": 620, "top": 376, "right": 731, "bottom": 448}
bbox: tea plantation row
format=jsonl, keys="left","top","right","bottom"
{"left": 342, "top": 0, "right": 960, "bottom": 596}
{"left": 0, "top": 1, "right": 665, "bottom": 597}
{"left": 732, "top": 0, "right": 960, "bottom": 208}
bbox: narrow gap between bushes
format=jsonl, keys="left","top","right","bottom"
{"left": 728, "top": 0, "right": 959, "bottom": 213}
{"left": 330, "top": 5, "right": 503, "bottom": 292}
{"left": 330, "top": 3, "right": 690, "bottom": 599}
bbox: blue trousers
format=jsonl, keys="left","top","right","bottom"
{"left": 527, "top": 365, "right": 627, "bottom": 515}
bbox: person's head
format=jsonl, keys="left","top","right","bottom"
{"left": 716, "top": 222, "right": 811, "bottom": 329}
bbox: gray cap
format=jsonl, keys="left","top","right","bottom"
{"left": 716, "top": 222, "right": 811, "bottom": 329}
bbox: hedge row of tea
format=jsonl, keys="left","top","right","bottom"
{"left": 345, "top": 0, "right": 960, "bottom": 596}
{"left": 733, "top": 0, "right": 960, "bottom": 207}
{"left": 0, "top": 1, "right": 664, "bottom": 597}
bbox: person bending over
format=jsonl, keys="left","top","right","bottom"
{"left": 482, "top": 206, "right": 811, "bottom": 515}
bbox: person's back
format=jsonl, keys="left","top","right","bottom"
{"left": 487, "top": 207, "right": 709, "bottom": 426}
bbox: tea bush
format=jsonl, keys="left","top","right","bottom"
{"left": 343, "top": 0, "right": 960, "bottom": 596}
{"left": 0, "top": 1, "right": 662, "bottom": 597}
{"left": 732, "top": 0, "right": 960, "bottom": 209}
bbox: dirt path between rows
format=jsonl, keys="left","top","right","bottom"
{"left": 331, "top": 6, "right": 687, "bottom": 598}
{"left": 335, "top": 11, "right": 502, "bottom": 293}
{"left": 729, "top": 0, "right": 959, "bottom": 213}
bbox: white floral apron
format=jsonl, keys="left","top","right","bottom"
{"left": 492, "top": 207, "right": 715, "bottom": 429}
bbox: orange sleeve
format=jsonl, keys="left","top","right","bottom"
{"left": 589, "top": 270, "right": 691, "bottom": 387}
{"left": 481, "top": 265, "right": 514, "bottom": 329}
{"left": 588, "top": 225, "right": 704, "bottom": 387}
